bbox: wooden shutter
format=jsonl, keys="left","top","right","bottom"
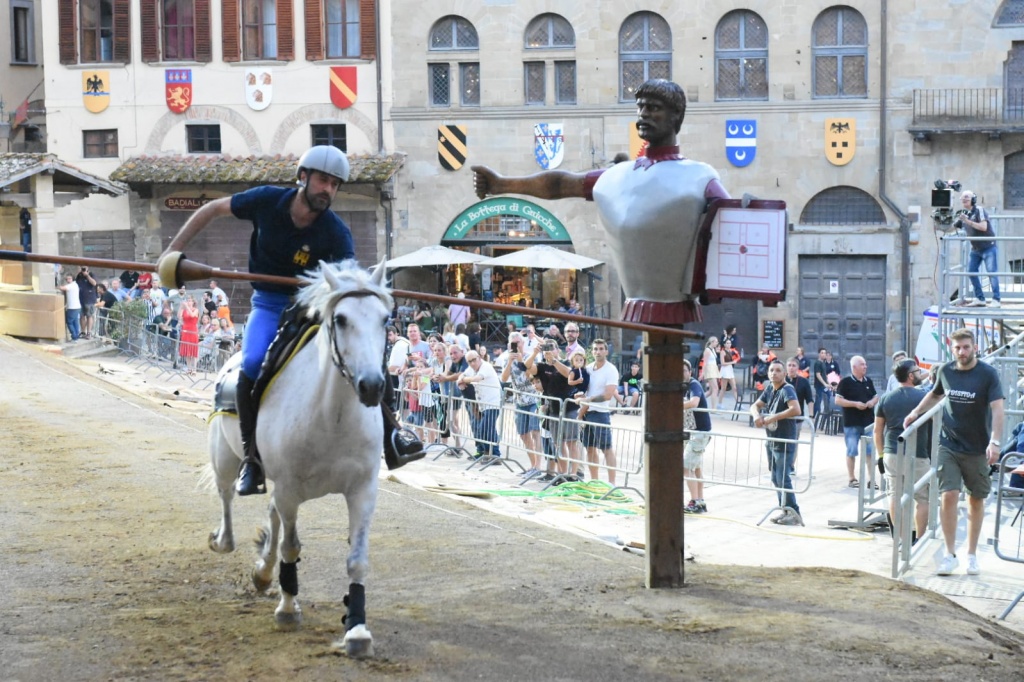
{"left": 304, "top": 0, "right": 323, "bottom": 61}
{"left": 113, "top": 0, "right": 132, "bottom": 62}
{"left": 140, "top": 0, "right": 159, "bottom": 62}
{"left": 222, "top": 0, "right": 240, "bottom": 62}
{"left": 195, "top": 0, "right": 212, "bottom": 62}
{"left": 359, "top": 0, "right": 376, "bottom": 60}
{"left": 277, "top": 0, "right": 294, "bottom": 61}
{"left": 58, "top": 0, "right": 77, "bottom": 65}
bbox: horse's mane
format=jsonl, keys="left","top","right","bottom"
{"left": 295, "top": 260, "right": 393, "bottom": 321}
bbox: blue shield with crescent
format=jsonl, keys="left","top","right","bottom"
{"left": 725, "top": 120, "right": 756, "bottom": 168}
{"left": 534, "top": 122, "right": 564, "bottom": 170}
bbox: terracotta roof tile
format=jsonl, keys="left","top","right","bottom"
{"left": 110, "top": 153, "right": 405, "bottom": 185}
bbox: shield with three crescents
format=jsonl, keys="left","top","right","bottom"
{"left": 165, "top": 69, "right": 192, "bottom": 114}
{"left": 825, "top": 118, "right": 856, "bottom": 166}
{"left": 438, "top": 125, "right": 467, "bottom": 171}
{"left": 330, "top": 66, "right": 357, "bottom": 109}
{"left": 82, "top": 70, "right": 110, "bottom": 113}
{"left": 725, "top": 119, "right": 756, "bottom": 168}
{"left": 245, "top": 68, "right": 272, "bottom": 111}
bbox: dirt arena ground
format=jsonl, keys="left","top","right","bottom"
{"left": 2, "top": 336, "right": 1023, "bottom": 681}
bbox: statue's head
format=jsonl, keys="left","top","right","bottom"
{"left": 635, "top": 79, "right": 687, "bottom": 134}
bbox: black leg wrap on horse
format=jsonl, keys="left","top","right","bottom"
{"left": 279, "top": 558, "right": 300, "bottom": 597}
{"left": 342, "top": 583, "right": 366, "bottom": 629}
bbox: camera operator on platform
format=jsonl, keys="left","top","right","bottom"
{"left": 957, "top": 189, "right": 1000, "bottom": 307}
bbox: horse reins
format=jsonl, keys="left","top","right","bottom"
{"left": 324, "top": 289, "right": 391, "bottom": 386}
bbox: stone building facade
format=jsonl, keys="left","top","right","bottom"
{"left": 11, "top": 0, "right": 1024, "bottom": 377}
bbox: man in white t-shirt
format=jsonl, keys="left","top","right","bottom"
{"left": 58, "top": 273, "right": 82, "bottom": 341}
{"left": 458, "top": 350, "right": 502, "bottom": 458}
{"left": 580, "top": 338, "right": 620, "bottom": 484}
{"left": 448, "top": 292, "right": 471, "bottom": 328}
{"left": 522, "top": 325, "right": 541, "bottom": 354}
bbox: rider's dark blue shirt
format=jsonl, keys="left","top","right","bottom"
{"left": 231, "top": 186, "right": 356, "bottom": 294}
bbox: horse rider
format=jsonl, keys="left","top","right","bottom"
{"left": 158, "top": 145, "right": 424, "bottom": 496}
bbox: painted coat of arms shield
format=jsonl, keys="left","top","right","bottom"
{"left": 534, "top": 123, "right": 564, "bottom": 170}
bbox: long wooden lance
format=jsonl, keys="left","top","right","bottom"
{"left": 0, "top": 250, "right": 701, "bottom": 339}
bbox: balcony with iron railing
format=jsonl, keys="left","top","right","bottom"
{"left": 909, "top": 88, "right": 1024, "bottom": 139}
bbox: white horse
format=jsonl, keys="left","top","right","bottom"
{"left": 207, "top": 260, "right": 391, "bottom": 658}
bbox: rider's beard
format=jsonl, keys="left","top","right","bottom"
{"left": 303, "top": 186, "right": 331, "bottom": 213}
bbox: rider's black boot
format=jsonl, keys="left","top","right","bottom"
{"left": 380, "top": 385, "right": 425, "bottom": 470}
{"left": 235, "top": 372, "right": 266, "bottom": 495}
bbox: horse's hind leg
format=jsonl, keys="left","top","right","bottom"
{"left": 273, "top": 499, "right": 303, "bottom": 630}
{"left": 252, "top": 502, "right": 280, "bottom": 593}
{"left": 208, "top": 418, "right": 240, "bottom": 554}
{"left": 339, "top": 482, "right": 378, "bottom": 658}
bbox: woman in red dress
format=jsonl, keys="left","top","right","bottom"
{"left": 178, "top": 295, "right": 200, "bottom": 375}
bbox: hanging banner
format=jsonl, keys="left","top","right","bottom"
{"left": 825, "top": 118, "right": 856, "bottom": 166}
{"left": 725, "top": 119, "right": 756, "bottom": 168}
{"left": 82, "top": 70, "right": 110, "bottom": 113}
{"left": 330, "top": 66, "right": 358, "bottom": 109}
{"left": 165, "top": 69, "right": 192, "bottom": 114}
{"left": 438, "top": 125, "right": 467, "bottom": 171}
{"left": 245, "top": 68, "right": 272, "bottom": 111}
{"left": 533, "top": 122, "right": 564, "bottom": 170}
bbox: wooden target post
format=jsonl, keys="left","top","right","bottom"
{"left": 642, "top": 329, "right": 689, "bottom": 587}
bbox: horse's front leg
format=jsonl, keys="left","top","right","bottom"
{"left": 208, "top": 418, "right": 239, "bottom": 553}
{"left": 273, "top": 499, "right": 303, "bottom": 630}
{"left": 252, "top": 502, "right": 280, "bottom": 593}
{"left": 339, "top": 481, "right": 378, "bottom": 659}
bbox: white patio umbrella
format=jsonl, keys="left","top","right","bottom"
{"left": 479, "top": 244, "right": 603, "bottom": 271}
{"left": 385, "top": 245, "right": 488, "bottom": 269}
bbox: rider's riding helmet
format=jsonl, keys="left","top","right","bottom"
{"left": 296, "top": 145, "right": 350, "bottom": 184}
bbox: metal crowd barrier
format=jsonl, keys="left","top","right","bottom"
{"left": 994, "top": 453, "right": 1024, "bottom": 620}
{"left": 691, "top": 409, "right": 816, "bottom": 525}
{"left": 93, "top": 306, "right": 232, "bottom": 389}
{"left": 395, "top": 389, "right": 820, "bottom": 512}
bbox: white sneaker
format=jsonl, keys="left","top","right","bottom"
{"left": 937, "top": 554, "right": 959, "bottom": 576}
{"left": 966, "top": 554, "right": 980, "bottom": 575}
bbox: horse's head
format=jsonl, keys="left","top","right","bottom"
{"left": 298, "top": 260, "right": 392, "bottom": 407}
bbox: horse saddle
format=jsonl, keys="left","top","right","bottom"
{"left": 213, "top": 304, "right": 320, "bottom": 414}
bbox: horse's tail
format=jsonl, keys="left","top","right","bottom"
{"left": 196, "top": 463, "right": 218, "bottom": 493}
{"left": 254, "top": 525, "right": 271, "bottom": 555}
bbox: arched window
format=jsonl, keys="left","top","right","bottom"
{"left": 996, "top": 0, "right": 1024, "bottom": 26}
{"left": 524, "top": 13, "right": 573, "bottom": 48}
{"left": 619, "top": 12, "right": 671, "bottom": 101}
{"left": 428, "top": 16, "right": 480, "bottom": 107}
{"left": 812, "top": 6, "right": 867, "bottom": 98}
{"left": 429, "top": 15, "right": 478, "bottom": 50}
{"left": 715, "top": 11, "right": 768, "bottom": 101}
{"left": 1005, "top": 150, "right": 1024, "bottom": 209}
{"left": 524, "top": 14, "right": 576, "bottom": 105}
{"left": 800, "top": 186, "right": 886, "bottom": 225}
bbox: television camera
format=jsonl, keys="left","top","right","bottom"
{"left": 931, "top": 179, "right": 966, "bottom": 232}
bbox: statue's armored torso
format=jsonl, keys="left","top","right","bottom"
{"left": 592, "top": 158, "right": 718, "bottom": 305}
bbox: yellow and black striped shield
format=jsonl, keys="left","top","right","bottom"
{"left": 438, "top": 125, "right": 467, "bottom": 171}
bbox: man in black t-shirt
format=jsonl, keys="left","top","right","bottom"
{"left": 835, "top": 355, "right": 879, "bottom": 488}
{"left": 751, "top": 360, "right": 802, "bottom": 525}
{"left": 528, "top": 340, "right": 581, "bottom": 481}
{"left": 904, "top": 328, "right": 1004, "bottom": 576}
{"left": 874, "top": 359, "right": 931, "bottom": 542}
{"left": 95, "top": 283, "right": 118, "bottom": 337}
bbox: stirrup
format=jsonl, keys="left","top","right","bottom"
{"left": 236, "top": 457, "right": 267, "bottom": 496}
{"left": 384, "top": 427, "right": 426, "bottom": 470}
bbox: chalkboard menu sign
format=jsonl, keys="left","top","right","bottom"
{"left": 762, "top": 320, "right": 784, "bottom": 349}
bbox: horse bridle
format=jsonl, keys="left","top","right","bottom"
{"left": 324, "top": 289, "right": 390, "bottom": 387}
